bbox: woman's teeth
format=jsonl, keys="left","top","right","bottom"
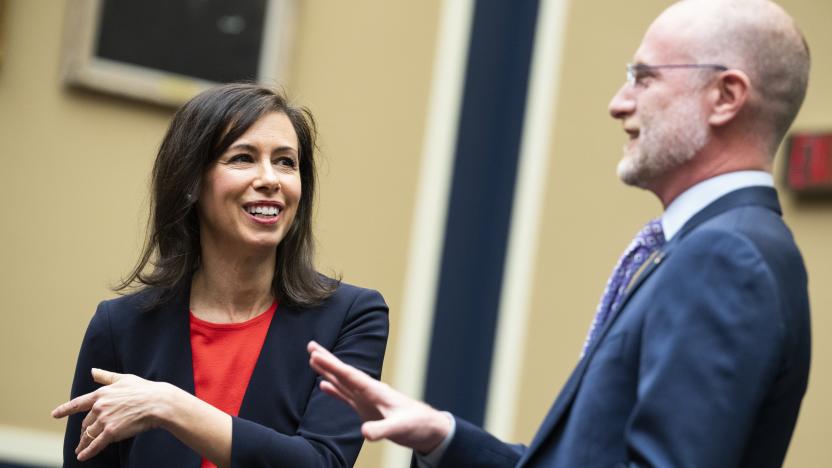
{"left": 246, "top": 205, "right": 280, "bottom": 217}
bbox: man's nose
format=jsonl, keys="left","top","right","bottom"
{"left": 608, "top": 84, "right": 636, "bottom": 120}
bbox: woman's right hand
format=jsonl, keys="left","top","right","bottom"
{"left": 52, "top": 368, "right": 169, "bottom": 461}
{"left": 54, "top": 367, "right": 233, "bottom": 466}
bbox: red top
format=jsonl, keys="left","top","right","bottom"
{"left": 190, "top": 301, "right": 277, "bottom": 468}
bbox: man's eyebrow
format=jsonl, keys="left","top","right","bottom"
{"left": 634, "top": 64, "right": 660, "bottom": 76}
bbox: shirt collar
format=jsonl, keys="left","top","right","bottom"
{"left": 661, "top": 170, "right": 774, "bottom": 241}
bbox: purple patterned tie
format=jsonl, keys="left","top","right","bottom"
{"left": 581, "top": 218, "right": 665, "bottom": 357}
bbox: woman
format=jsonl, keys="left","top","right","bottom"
{"left": 52, "top": 83, "right": 389, "bottom": 467}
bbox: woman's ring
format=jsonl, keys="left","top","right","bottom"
{"left": 84, "top": 427, "right": 96, "bottom": 440}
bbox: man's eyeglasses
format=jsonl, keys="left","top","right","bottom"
{"left": 626, "top": 63, "right": 728, "bottom": 86}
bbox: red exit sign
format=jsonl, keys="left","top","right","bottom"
{"left": 784, "top": 132, "right": 832, "bottom": 193}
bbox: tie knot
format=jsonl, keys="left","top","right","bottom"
{"left": 636, "top": 218, "right": 665, "bottom": 249}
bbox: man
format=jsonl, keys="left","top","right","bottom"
{"left": 308, "top": 0, "right": 812, "bottom": 466}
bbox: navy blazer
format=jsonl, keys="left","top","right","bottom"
{"left": 63, "top": 281, "right": 389, "bottom": 467}
{"left": 438, "top": 187, "right": 811, "bottom": 468}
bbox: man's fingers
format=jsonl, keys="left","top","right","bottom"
{"left": 362, "top": 417, "right": 402, "bottom": 442}
{"left": 308, "top": 346, "right": 340, "bottom": 372}
{"left": 319, "top": 380, "right": 342, "bottom": 399}
{"left": 307, "top": 340, "right": 324, "bottom": 354}
{"left": 308, "top": 341, "right": 375, "bottom": 391}
{"left": 309, "top": 340, "right": 394, "bottom": 418}
{"left": 52, "top": 392, "right": 96, "bottom": 418}
{"left": 308, "top": 342, "right": 342, "bottom": 370}
{"left": 320, "top": 381, "right": 357, "bottom": 411}
{"left": 311, "top": 359, "right": 350, "bottom": 392}
{"left": 91, "top": 368, "right": 121, "bottom": 385}
{"left": 310, "top": 351, "right": 371, "bottom": 405}
{"left": 311, "top": 348, "right": 401, "bottom": 411}
{"left": 307, "top": 341, "right": 338, "bottom": 366}
{"left": 309, "top": 353, "right": 360, "bottom": 397}
{"left": 310, "top": 348, "right": 375, "bottom": 391}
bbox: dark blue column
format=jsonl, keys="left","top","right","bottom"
{"left": 423, "top": 0, "right": 540, "bottom": 426}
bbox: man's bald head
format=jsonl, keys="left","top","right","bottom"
{"left": 654, "top": 0, "right": 810, "bottom": 155}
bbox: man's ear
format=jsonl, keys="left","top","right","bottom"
{"left": 708, "top": 69, "right": 751, "bottom": 127}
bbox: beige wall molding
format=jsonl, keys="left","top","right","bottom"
{"left": 0, "top": 425, "right": 61, "bottom": 467}
{"left": 380, "top": 0, "right": 475, "bottom": 466}
{"left": 484, "top": 0, "right": 571, "bottom": 440}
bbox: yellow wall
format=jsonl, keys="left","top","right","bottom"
{"left": 0, "top": 0, "right": 172, "bottom": 433}
{"left": 0, "top": 1, "right": 829, "bottom": 467}
{"left": 774, "top": 3, "right": 832, "bottom": 464}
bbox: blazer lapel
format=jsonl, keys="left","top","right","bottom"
{"left": 238, "top": 302, "right": 307, "bottom": 427}
{"left": 145, "top": 285, "right": 200, "bottom": 467}
{"left": 155, "top": 285, "right": 197, "bottom": 395}
{"left": 237, "top": 302, "right": 286, "bottom": 424}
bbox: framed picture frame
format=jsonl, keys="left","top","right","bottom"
{"left": 60, "top": 0, "right": 296, "bottom": 107}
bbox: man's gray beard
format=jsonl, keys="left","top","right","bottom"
{"left": 617, "top": 102, "right": 709, "bottom": 188}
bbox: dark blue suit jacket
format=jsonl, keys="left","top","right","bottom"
{"left": 438, "top": 187, "right": 811, "bottom": 468}
{"left": 63, "top": 281, "right": 389, "bottom": 467}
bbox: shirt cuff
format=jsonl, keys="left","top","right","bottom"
{"left": 415, "top": 412, "right": 456, "bottom": 468}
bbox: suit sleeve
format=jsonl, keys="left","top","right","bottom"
{"left": 625, "top": 230, "right": 785, "bottom": 467}
{"left": 434, "top": 416, "right": 525, "bottom": 468}
{"left": 63, "top": 301, "right": 121, "bottom": 467}
{"left": 231, "top": 288, "right": 390, "bottom": 467}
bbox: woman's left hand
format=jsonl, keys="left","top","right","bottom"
{"left": 52, "top": 368, "right": 170, "bottom": 461}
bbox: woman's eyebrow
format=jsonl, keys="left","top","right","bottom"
{"left": 227, "top": 143, "right": 257, "bottom": 152}
{"left": 226, "top": 143, "right": 298, "bottom": 155}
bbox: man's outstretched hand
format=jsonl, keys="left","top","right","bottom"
{"left": 307, "top": 341, "right": 451, "bottom": 454}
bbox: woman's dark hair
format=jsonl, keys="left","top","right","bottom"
{"left": 117, "top": 83, "right": 337, "bottom": 307}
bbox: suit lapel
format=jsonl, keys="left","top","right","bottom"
{"left": 590, "top": 247, "right": 669, "bottom": 346}
{"left": 519, "top": 186, "right": 782, "bottom": 466}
